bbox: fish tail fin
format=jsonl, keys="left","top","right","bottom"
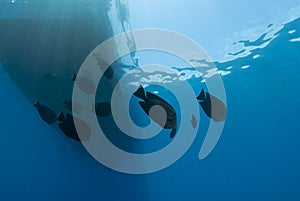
{"left": 71, "top": 73, "right": 77, "bottom": 81}
{"left": 34, "top": 100, "right": 40, "bottom": 108}
{"left": 134, "top": 85, "right": 146, "bottom": 100}
{"left": 197, "top": 89, "right": 206, "bottom": 101}
{"left": 56, "top": 112, "right": 65, "bottom": 122}
{"left": 170, "top": 128, "right": 177, "bottom": 138}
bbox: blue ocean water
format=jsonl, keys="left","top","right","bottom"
{"left": 1, "top": 3, "right": 300, "bottom": 201}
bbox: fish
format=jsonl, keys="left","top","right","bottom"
{"left": 43, "top": 72, "right": 58, "bottom": 81}
{"left": 57, "top": 113, "right": 90, "bottom": 142}
{"left": 133, "top": 85, "right": 177, "bottom": 138}
{"left": 197, "top": 89, "right": 226, "bottom": 122}
{"left": 103, "top": 67, "right": 114, "bottom": 80}
{"left": 34, "top": 101, "right": 57, "bottom": 124}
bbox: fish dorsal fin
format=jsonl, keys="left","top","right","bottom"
{"left": 197, "top": 89, "right": 206, "bottom": 101}
{"left": 56, "top": 112, "right": 65, "bottom": 122}
{"left": 133, "top": 85, "right": 146, "bottom": 100}
{"left": 34, "top": 100, "right": 41, "bottom": 108}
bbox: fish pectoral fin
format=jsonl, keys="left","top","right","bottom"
{"left": 34, "top": 100, "right": 41, "bottom": 108}
{"left": 170, "top": 128, "right": 177, "bottom": 138}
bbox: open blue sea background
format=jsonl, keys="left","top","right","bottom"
{"left": 1, "top": 2, "right": 300, "bottom": 201}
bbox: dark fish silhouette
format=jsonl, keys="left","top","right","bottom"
{"left": 95, "top": 102, "right": 111, "bottom": 117}
{"left": 197, "top": 89, "right": 226, "bottom": 122}
{"left": 57, "top": 113, "right": 90, "bottom": 142}
{"left": 134, "top": 85, "right": 177, "bottom": 138}
{"left": 34, "top": 101, "right": 57, "bottom": 124}
{"left": 103, "top": 67, "right": 114, "bottom": 80}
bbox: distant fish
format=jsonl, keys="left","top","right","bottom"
{"left": 57, "top": 113, "right": 90, "bottom": 142}
{"left": 72, "top": 73, "right": 96, "bottom": 94}
{"left": 134, "top": 85, "right": 177, "bottom": 138}
{"left": 63, "top": 99, "right": 84, "bottom": 114}
{"left": 93, "top": 52, "right": 107, "bottom": 67}
{"left": 94, "top": 102, "right": 111, "bottom": 117}
{"left": 34, "top": 101, "right": 57, "bottom": 124}
{"left": 191, "top": 114, "right": 197, "bottom": 129}
{"left": 71, "top": 73, "right": 77, "bottom": 81}
{"left": 103, "top": 67, "right": 114, "bottom": 80}
{"left": 43, "top": 72, "right": 58, "bottom": 81}
{"left": 63, "top": 99, "right": 74, "bottom": 112}
{"left": 197, "top": 89, "right": 226, "bottom": 122}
